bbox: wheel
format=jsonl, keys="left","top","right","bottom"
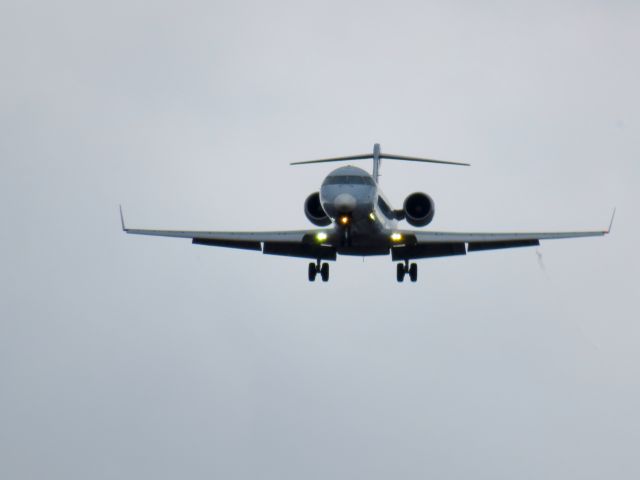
{"left": 320, "top": 263, "right": 329, "bottom": 282}
{"left": 308, "top": 262, "right": 317, "bottom": 282}
{"left": 409, "top": 263, "right": 418, "bottom": 282}
{"left": 396, "top": 263, "right": 405, "bottom": 282}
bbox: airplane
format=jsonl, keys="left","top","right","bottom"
{"left": 121, "top": 144, "right": 613, "bottom": 282}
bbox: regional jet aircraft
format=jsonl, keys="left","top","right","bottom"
{"left": 121, "top": 144, "right": 613, "bottom": 282}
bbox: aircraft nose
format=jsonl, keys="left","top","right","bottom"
{"left": 334, "top": 193, "right": 357, "bottom": 213}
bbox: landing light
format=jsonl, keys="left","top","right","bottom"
{"left": 391, "top": 232, "right": 403, "bottom": 242}
{"left": 316, "top": 232, "right": 328, "bottom": 242}
{"left": 339, "top": 215, "right": 350, "bottom": 225}
{"left": 369, "top": 212, "right": 376, "bottom": 221}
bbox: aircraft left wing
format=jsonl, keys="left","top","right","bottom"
{"left": 121, "top": 209, "right": 336, "bottom": 260}
{"left": 407, "top": 228, "right": 609, "bottom": 244}
{"left": 392, "top": 214, "right": 614, "bottom": 261}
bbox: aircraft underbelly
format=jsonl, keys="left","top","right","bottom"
{"left": 335, "top": 231, "right": 390, "bottom": 256}
{"left": 337, "top": 245, "right": 390, "bottom": 256}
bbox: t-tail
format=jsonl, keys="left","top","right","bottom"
{"left": 372, "top": 143, "right": 381, "bottom": 183}
{"left": 290, "top": 143, "right": 470, "bottom": 183}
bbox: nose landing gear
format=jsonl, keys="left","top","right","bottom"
{"left": 339, "top": 221, "right": 352, "bottom": 247}
{"left": 396, "top": 261, "right": 418, "bottom": 282}
{"left": 308, "top": 260, "right": 330, "bottom": 282}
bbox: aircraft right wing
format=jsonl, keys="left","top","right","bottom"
{"left": 124, "top": 226, "right": 338, "bottom": 260}
{"left": 120, "top": 208, "right": 337, "bottom": 260}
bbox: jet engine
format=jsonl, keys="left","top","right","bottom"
{"left": 403, "top": 192, "right": 435, "bottom": 227}
{"left": 304, "top": 192, "right": 331, "bottom": 226}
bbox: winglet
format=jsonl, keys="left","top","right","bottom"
{"left": 119, "top": 205, "right": 127, "bottom": 232}
{"left": 607, "top": 207, "right": 616, "bottom": 233}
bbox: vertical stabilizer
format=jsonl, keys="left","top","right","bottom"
{"left": 372, "top": 143, "right": 381, "bottom": 183}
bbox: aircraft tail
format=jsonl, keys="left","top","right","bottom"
{"left": 290, "top": 143, "right": 469, "bottom": 183}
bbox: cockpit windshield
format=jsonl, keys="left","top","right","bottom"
{"left": 322, "top": 175, "right": 375, "bottom": 186}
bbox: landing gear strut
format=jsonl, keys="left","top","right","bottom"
{"left": 396, "top": 261, "right": 418, "bottom": 283}
{"left": 308, "top": 260, "right": 329, "bottom": 282}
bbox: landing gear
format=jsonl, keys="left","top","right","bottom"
{"left": 396, "top": 261, "right": 418, "bottom": 283}
{"left": 397, "top": 263, "right": 406, "bottom": 282}
{"left": 308, "top": 262, "right": 317, "bottom": 282}
{"left": 308, "top": 260, "right": 330, "bottom": 282}
{"left": 409, "top": 262, "right": 418, "bottom": 282}
{"left": 320, "top": 262, "right": 329, "bottom": 282}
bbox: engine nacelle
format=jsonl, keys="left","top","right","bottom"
{"left": 403, "top": 192, "right": 435, "bottom": 227}
{"left": 304, "top": 192, "right": 331, "bottom": 226}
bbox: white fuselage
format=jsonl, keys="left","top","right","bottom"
{"left": 319, "top": 165, "right": 398, "bottom": 255}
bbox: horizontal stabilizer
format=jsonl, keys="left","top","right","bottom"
{"left": 290, "top": 154, "right": 374, "bottom": 165}
{"left": 291, "top": 144, "right": 469, "bottom": 168}
{"left": 291, "top": 153, "right": 469, "bottom": 167}
{"left": 379, "top": 153, "right": 469, "bottom": 167}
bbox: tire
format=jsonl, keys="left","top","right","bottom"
{"left": 397, "top": 263, "right": 405, "bottom": 282}
{"left": 409, "top": 263, "right": 418, "bottom": 282}
{"left": 320, "top": 263, "right": 329, "bottom": 282}
{"left": 308, "top": 262, "right": 317, "bottom": 282}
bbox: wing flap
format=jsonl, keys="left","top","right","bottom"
{"left": 467, "top": 239, "right": 540, "bottom": 252}
{"left": 192, "top": 238, "right": 262, "bottom": 251}
{"left": 263, "top": 242, "right": 336, "bottom": 260}
{"left": 392, "top": 243, "right": 466, "bottom": 261}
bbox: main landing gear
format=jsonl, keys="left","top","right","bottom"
{"left": 397, "top": 261, "right": 418, "bottom": 283}
{"left": 308, "top": 260, "right": 329, "bottom": 282}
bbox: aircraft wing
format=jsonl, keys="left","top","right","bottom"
{"left": 392, "top": 221, "right": 612, "bottom": 261}
{"left": 123, "top": 226, "right": 309, "bottom": 244}
{"left": 121, "top": 210, "right": 337, "bottom": 260}
{"left": 409, "top": 228, "right": 608, "bottom": 244}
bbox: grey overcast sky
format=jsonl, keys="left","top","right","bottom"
{"left": 1, "top": 1, "right": 639, "bottom": 479}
